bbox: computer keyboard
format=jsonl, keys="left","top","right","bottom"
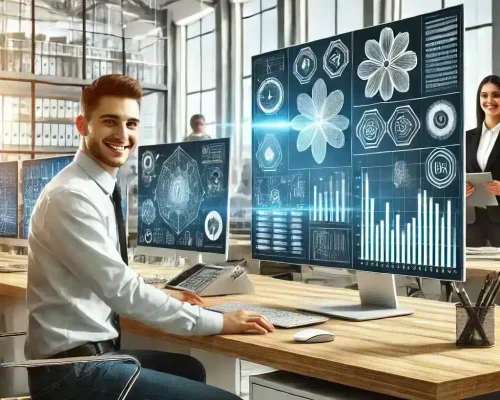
{"left": 207, "top": 303, "right": 329, "bottom": 329}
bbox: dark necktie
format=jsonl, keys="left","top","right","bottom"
{"left": 112, "top": 182, "right": 127, "bottom": 350}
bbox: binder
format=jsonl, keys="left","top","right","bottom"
{"left": 3, "top": 122, "right": 11, "bottom": 145}
{"left": 73, "top": 102, "right": 79, "bottom": 118}
{"left": 58, "top": 100, "right": 65, "bottom": 119}
{"left": 20, "top": 122, "right": 28, "bottom": 145}
{"left": 66, "top": 124, "right": 72, "bottom": 145}
{"left": 50, "top": 124, "right": 58, "bottom": 146}
{"left": 20, "top": 98, "right": 29, "bottom": 118}
{"left": 11, "top": 97, "right": 19, "bottom": 121}
{"left": 11, "top": 122, "right": 19, "bottom": 146}
{"left": 58, "top": 124, "right": 66, "bottom": 146}
{"left": 72, "top": 126, "right": 80, "bottom": 147}
{"left": 35, "top": 42, "right": 42, "bottom": 75}
{"left": 3, "top": 97, "right": 12, "bottom": 120}
{"left": 35, "top": 123, "right": 43, "bottom": 146}
{"left": 42, "top": 98, "right": 50, "bottom": 118}
{"left": 42, "top": 123, "right": 51, "bottom": 146}
{"left": 50, "top": 99, "right": 58, "bottom": 119}
{"left": 65, "top": 100, "right": 73, "bottom": 119}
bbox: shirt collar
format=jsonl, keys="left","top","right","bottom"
{"left": 482, "top": 122, "right": 500, "bottom": 136}
{"left": 74, "top": 150, "right": 116, "bottom": 195}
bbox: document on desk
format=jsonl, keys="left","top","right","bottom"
{"left": 466, "top": 172, "right": 498, "bottom": 207}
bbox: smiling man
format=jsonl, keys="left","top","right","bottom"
{"left": 25, "top": 75, "right": 273, "bottom": 400}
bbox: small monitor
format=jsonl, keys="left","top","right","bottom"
{"left": 21, "top": 155, "right": 73, "bottom": 239}
{"left": 137, "top": 138, "right": 230, "bottom": 261}
{"left": 251, "top": 5, "right": 465, "bottom": 320}
{"left": 0, "top": 161, "right": 19, "bottom": 238}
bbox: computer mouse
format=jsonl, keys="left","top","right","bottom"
{"left": 293, "top": 328, "right": 335, "bottom": 343}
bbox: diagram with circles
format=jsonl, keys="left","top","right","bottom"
{"left": 251, "top": 6, "right": 464, "bottom": 279}
{"left": 426, "top": 100, "right": 457, "bottom": 140}
{"left": 155, "top": 146, "right": 205, "bottom": 235}
{"left": 138, "top": 139, "right": 230, "bottom": 255}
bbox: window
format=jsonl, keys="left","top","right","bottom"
{"left": 241, "top": 0, "right": 278, "bottom": 159}
{"left": 306, "top": 0, "right": 364, "bottom": 41}
{"left": 186, "top": 12, "right": 217, "bottom": 138}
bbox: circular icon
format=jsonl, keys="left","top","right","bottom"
{"left": 144, "top": 229, "right": 153, "bottom": 244}
{"left": 425, "top": 148, "right": 457, "bottom": 189}
{"left": 142, "top": 150, "right": 155, "bottom": 174}
{"left": 205, "top": 211, "right": 223, "bottom": 241}
{"left": 426, "top": 100, "right": 457, "bottom": 140}
{"left": 257, "top": 77, "right": 284, "bottom": 115}
{"left": 141, "top": 199, "right": 156, "bottom": 225}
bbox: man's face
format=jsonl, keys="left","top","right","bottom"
{"left": 80, "top": 96, "right": 140, "bottom": 171}
{"left": 192, "top": 118, "right": 206, "bottom": 134}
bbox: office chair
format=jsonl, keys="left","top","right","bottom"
{"left": 0, "top": 331, "right": 141, "bottom": 400}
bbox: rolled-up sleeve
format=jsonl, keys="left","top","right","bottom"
{"left": 42, "top": 189, "right": 223, "bottom": 336}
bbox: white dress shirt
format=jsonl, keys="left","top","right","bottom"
{"left": 477, "top": 122, "right": 500, "bottom": 171}
{"left": 25, "top": 151, "right": 223, "bottom": 360}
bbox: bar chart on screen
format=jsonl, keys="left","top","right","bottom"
{"left": 310, "top": 168, "right": 351, "bottom": 224}
{"left": 353, "top": 147, "right": 461, "bottom": 275}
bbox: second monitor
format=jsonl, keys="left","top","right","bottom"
{"left": 137, "top": 138, "right": 230, "bottom": 262}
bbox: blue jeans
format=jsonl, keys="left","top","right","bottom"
{"left": 28, "top": 349, "right": 241, "bottom": 400}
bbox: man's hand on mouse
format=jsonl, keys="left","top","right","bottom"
{"left": 221, "top": 310, "right": 275, "bottom": 334}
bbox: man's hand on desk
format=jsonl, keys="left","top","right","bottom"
{"left": 221, "top": 310, "right": 275, "bottom": 335}
{"left": 170, "top": 291, "right": 204, "bottom": 306}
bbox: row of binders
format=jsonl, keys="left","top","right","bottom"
{"left": 1, "top": 38, "right": 160, "bottom": 83}
{"left": 2, "top": 123, "right": 79, "bottom": 147}
{"left": 3, "top": 97, "right": 80, "bottom": 122}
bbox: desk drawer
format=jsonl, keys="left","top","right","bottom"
{"left": 252, "top": 383, "right": 308, "bottom": 400}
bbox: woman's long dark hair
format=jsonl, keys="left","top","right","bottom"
{"left": 476, "top": 75, "right": 500, "bottom": 129}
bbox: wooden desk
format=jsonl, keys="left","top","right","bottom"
{"left": 2, "top": 260, "right": 500, "bottom": 399}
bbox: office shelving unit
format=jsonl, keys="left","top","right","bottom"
{"left": 0, "top": 0, "right": 168, "bottom": 161}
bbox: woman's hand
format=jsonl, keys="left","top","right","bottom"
{"left": 466, "top": 183, "right": 475, "bottom": 197}
{"left": 484, "top": 180, "right": 500, "bottom": 196}
{"left": 170, "top": 291, "right": 204, "bottom": 306}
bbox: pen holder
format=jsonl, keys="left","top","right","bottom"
{"left": 456, "top": 304, "right": 495, "bottom": 348}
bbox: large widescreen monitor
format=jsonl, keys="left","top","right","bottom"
{"left": 0, "top": 161, "right": 19, "bottom": 238}
{"left": 137, "top": 138, "right": 230, "bottom": 259}
{"left": 21, "top": 156, "right": 73, "bottom": 239}
{"left": 251, "top": 5, "right": 465, "bottom": 282}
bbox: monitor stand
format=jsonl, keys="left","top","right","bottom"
{"left": 298, "top": 270, "right": 414, "bottom": 321}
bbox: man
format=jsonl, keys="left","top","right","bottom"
{"left": 25, "top": 75, "right": 274, "bottom": 399}
{"left": 185, "top": 114, "right": 211, "bottom": 141}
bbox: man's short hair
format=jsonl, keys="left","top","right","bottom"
{"left": 80, "top": 74, "right": 142, "bottom": 119}
{"left": 190, "top": 114, "right": 206, "bottom": 129}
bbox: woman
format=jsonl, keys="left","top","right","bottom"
{"left": 466, "top": 75, "right": 500, "bottom": 247}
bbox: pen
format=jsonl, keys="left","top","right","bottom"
{"left": 476, "top": 273, "right": 492, "bottom": 310}
{"left": 484, "top": 272, "right": 500, "bottom": 308}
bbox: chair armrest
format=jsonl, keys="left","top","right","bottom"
{"left": 0, "top": 332, "right": 26, "bottom": 338}
{"left": 0, "top": 354, "right": 141, "bottom": 400}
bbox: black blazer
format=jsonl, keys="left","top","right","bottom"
{"left": 466, "top": 127, "right": 500, "bottom": 222}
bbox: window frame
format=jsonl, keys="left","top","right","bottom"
{"left": 185, "top": 14, "right": 217, "bottom": 136}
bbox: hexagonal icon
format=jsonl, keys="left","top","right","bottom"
{"left": 425, "top": 148, "right": 457, "bottom": 189}
{"left": 356, "top": 109, "right": 386, "bottom": 149}
{"left": 387, "top": 105, "right": 420, "bottom": 146}
{"left": 293, "top": 47, "right": 317, "bottom": 84}
{"left": 323, "top": 39, "right": 349, "bottom": 79}
{"left": 256, "top": 134, "right": 282, "bottom": 172}
{"left": 155, "top": 146, "right": 205, "bottom": 235}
